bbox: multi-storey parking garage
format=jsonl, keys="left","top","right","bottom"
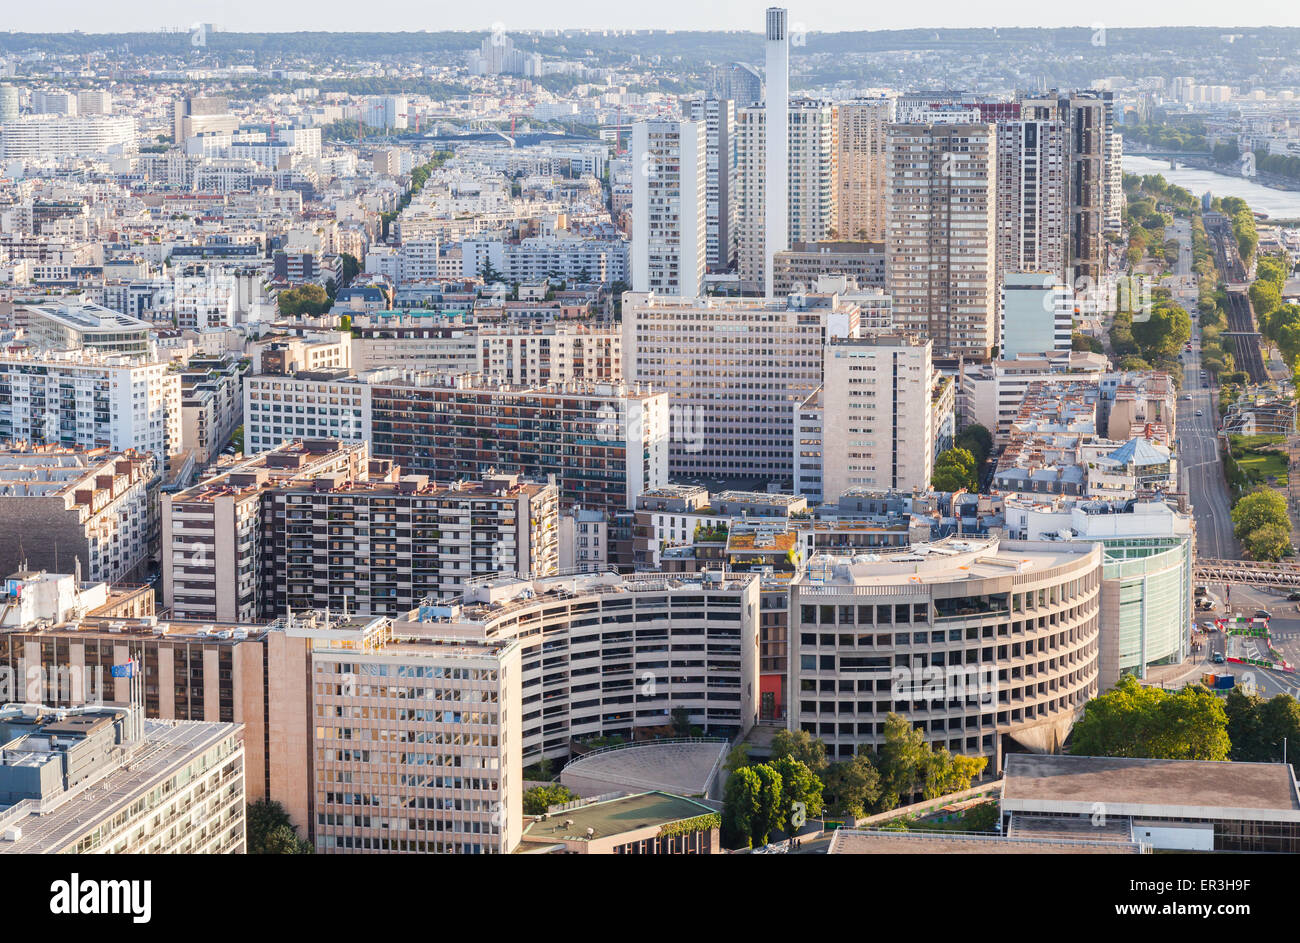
{"left": 789, "top": 537, "right": 1102, "bottom": 769}
{"left": 419, "top": 571, "right": 760, "bottom": 763}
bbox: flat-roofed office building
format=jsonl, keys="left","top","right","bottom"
{"left": 1002, "top": 753, "right": 1300, "bottom": 852}
{"left": 820, "top": 334, "right": 935, "bottom": 501}
{"left": 296, "top": 616, "right": 524, "bottom": 854}
{"left": 622, "top": 291, "right": 858, "bottom": 482}
{"left": 0, "top": 704, "right": 245, "bottom": 854}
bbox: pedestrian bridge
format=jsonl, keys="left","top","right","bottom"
{"left": 1195, "top": 559, "right": 1300, "bottom": 587}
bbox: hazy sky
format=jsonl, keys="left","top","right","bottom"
{"left": 8, "top": 1, "right": 1300, "bottom": 33}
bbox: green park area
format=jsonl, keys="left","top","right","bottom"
{"left": 1228, "top": 434, "right": 1289, "bottom": 488}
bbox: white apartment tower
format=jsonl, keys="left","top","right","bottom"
{"left": 995, "top": 119, "right": 1067, "bottom": 285}
{"left": 764, "top": 7, "right": 790, "bottom": 297}
{"left": 685, "top": 97, "right": 737, "bottom": 271}
{"left": 737, "top": 100, "right": 838, "bottom": 295}
{"left": 885, "top": 122, "right": 997, "bottom": 360}
{"left": 820, "top": 334, "right": 935, "bottom": 501}
{"left": 632, "top": 119, "right": 707, "bottom": 299}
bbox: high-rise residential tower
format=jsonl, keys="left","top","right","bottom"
{"left": 632, "top": 119, "right": 707, "bottom": 298}
{"left": 995, "top": 119, "right": 1067, "bottom": 285}
{"left": 736, "top": 99, "right": 838, "bottom": 294}
{"left": 885, "top": 122, "right": 997, "bottom": 359}
{"left": 835, "top": 97, "right": 895, "bottom": 242}
{"left": 1020, "top": 91, "right": 1110, "bottom": 292}
{"left": 685, "top": 98, "right": 737, "bottom": 271}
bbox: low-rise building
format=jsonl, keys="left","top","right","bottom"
{"left": 1001, "top": 753, "right": 1300, "bottom": 853}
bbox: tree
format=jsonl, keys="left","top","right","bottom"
{"left": 722, "top": 766, "right": 760, "bottom": 848}
{"left": 1256, "top": 255, "right": 1288, "bottom": 289}
{"left": 1131, "top": 302, "right": 1191, "bottom": 358}
{"left": 823, "top": 753, "right": 881, "bottom": 819}
{"left": 340, "top": 252, "right": 361, "bottom": 287}
{"left": 277, "top": 283, "right": 331, "bottom": 317}
{"left": 933, "top": 446, "right": 979, "bottom": 492}
{"left": 523, "top": 783, "right": 577, "bottom": 814}
{"left": 931, "top": 464, "right": 970, "bottom": 494}
{"left": 771, "top": 755, "right": 825, "bottom": 831}
{"left": 875, "top": 714, "right": 930, "bottom": 810}
{"left": 669, "top": 707, "right": 692, "bottom": 736}
{"left": 1072, "top": 331, "right": 1103, "bottom": 354}
{"left": 1070, "top": 675, "right": 1230, "bottom": 760}
{"left": 920, "top": 748, "right": 989, "bottom": 800}
{"left": 1250, "top": 280, "right": 1282, "bottom": 323}
{"left": 1231, "top": 489, "right": 1289, "bottom": 542}
{"left": 1226, "top": 688, "right": 1269, "bottom": 762}
{"left": 261, "top": 824, "right": 313, "bottom": 854}
{"left": 1243, "top": 522, "right": 1291, "bottom": 562}
{"left": 956, "top": 424, "right": 993, "bottom": 465}
{"left": 246, "top": 800, "right": 313, "bottom": 854}
{"left": 723, "top": 742, "right": 752, "bottom": 775}
{"left": 769, "top": 728, "right": 828, "bottom": 775}
{"left": 938, "top": 447, "right": 976, "bottom": 477}
{"left": 1258, "top": 695, "right": 1300, "bottom": 774}
{"left": 750, "top": 764, "right": 784, "bottom": 846}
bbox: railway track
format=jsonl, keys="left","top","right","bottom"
{"left": 1224, "top": 289, "right": 1269, "bottom": 384}
{"left": 1205, "top": 213, "right": 1266, "bottom": 383}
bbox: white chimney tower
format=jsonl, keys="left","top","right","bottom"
{"left": 764, "top": 7, "right": 790, "bottom": 298}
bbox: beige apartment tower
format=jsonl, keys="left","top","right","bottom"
{"left": 885, "top": 122, "right": 997, "bottom": 359}
{"left": 836, "top": 98, "right": 895, "bottom": 243}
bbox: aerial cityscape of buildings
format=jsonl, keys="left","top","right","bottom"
{"left": 0, "top": 8, "right": 1299, "bottom": 879}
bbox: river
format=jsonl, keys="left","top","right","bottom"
{"left": 1123, "top": 155, "right": 1300, "bottom": 220}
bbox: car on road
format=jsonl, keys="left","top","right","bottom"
{"left": 1255, "top": 609, "right": 1271, "bottom": 620}
{"left": 1212, "top": 652, "right": 1226, "bottom": 664}
{"left": 1195, "top": 410, "right": 1203, "bottom": 416}
{"left": 1287, "top": 592, "right": 1300, "bottom": 601}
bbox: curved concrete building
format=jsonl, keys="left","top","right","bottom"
{"left": 789, "top": 537, "right": 1101, "bottom": 770}
{"left": 409, "top": 571, "right": 760, "bottom": 763}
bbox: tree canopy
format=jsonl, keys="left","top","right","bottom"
{"left": 1231, "top": 489, "right": 1291, "bottom": 561}
{"left": 246, "top": 799, "right": 313, "bottom": 854}
{"left": 1069, "top": 675, "right": 1230, "bottom": 760}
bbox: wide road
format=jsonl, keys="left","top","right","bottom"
{"left": 1181, "top": 321, "right": 1240, "bottom": 558}
{"left": 1200, "top": 583, "right": 1300, "bottom": 700}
